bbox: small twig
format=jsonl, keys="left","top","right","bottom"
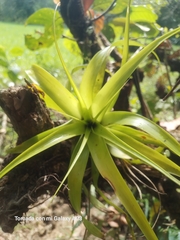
{"left": 133, "top": 71, "right": 153, "bottom": 119}
{"left": 164, "top": 55, "right": 176, "bottom": 118}
{"left": 163, "top": 77, "right": 180, "bottom": 101}
{"left": 92, "top": 0, "right": 116, "bottom": 22}
{"left": 61, "top": 34, "right": 76, "bottom": 41}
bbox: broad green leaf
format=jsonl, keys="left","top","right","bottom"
{"left": 112, "top": 18, "right": 160, "bottom": 38}
{"left": 130, "top": 6, "right": 157, "bottom": 22}
{"left": 133, "top": 23, "right": 160, "bottom": 37}
{"left": 93, "top": 0, "right": 128, "bottom": 14}
{"left": 25, "top": 8, "right": 60, "bottom": 26}
{"left": 102, "top": 111, "right": 180, "bottom": 156}
{"left": 0, "top": 121, "right": 85, "bottom": 178}
{"left": 63, "top": 32, "right": 81, "bottom": 57}
{"left": 25, "top": 8, "right": 63, "bottom": 50}
{"left": 112, "top": 5, "right": 158, "bottom": 24}
{"left": 88, "top": 132, "right": 158, "bottom": 240}
{"left": 111, "top": 40, "right": 160, "bottom": 63}
{"left": 32, "top": 64, "right": 82, "bottom": 119}
{"left": 25, "top": 34, "right": 53, "bottom": 51}
{"left": 68, "top": 140, "right": 89, "bottom": 212}
{"left": 112, "top": 5, "right": 160, "bottom": 38}
{"left": 91, "top": 27, "right": 180, "bottom": 119}
{"left": 94, "top": 124, "right": 180, "bottom": 185}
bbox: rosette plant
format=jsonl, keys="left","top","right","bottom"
{"left": 1, "top": 2, "right": 180, "bottom": 239}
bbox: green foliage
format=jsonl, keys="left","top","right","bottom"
{"left": 0, "top": 22, "right": 82, "bottom": 87}
{"left": 25, "top": 8, "right": 63, "bottom": 50}
{"left": 133, "top": 0, "right": 168, "bottom": 14}
{"left": 112, "top": 5, "right": 160, "bottom": 38}
{"left": 93, "top": 0, "right": 128, "bottom": 13}
{"left": 1, "top": 1, "right": 180, "bottom": 239}
{"left": 157, "top": 224, "right": 180, "bottom": 240}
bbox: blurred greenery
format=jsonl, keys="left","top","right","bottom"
{"left": 0, "top": 22, "right": 82, "bottom": 88}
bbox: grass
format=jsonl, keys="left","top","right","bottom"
{"left": 0, "top": 21, "right": 82, "bottom": 86}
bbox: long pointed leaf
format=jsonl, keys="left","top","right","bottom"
{"left": 80, "top": 46, "right": 114, "bottom": 108}
{"left": 94, "top": 124, "right": 180, "bottom": 185}
{"left": 26, "top": 70, "right": 66, "bottom": 114}
{"left": 121, "top": 0, "right": 131, "bottom": 66}
{"left": 88, "top": 132, "right": 158, "bottom": 240}
{"left": 32, "top": 64, "right": 82, "bottom": 119}
{"left": 109, "top": 124, "right": 165, "bottom": 146}
{"left": 102, "top": 111, "right": 180, "bottom": 156}
{"left": 68, "top": 140, "right": 89, "bottom": 212}
{"left": 9, "top": 120, "right": 72, "bottom": 154}
{"left": 0, "top": 121, "right": 85, "bottom": 178}
{"left": 53, "top": 129, "right": 90, "bottom": 196}
{"left": 110, "top": 128, "right": 180, "bottom": 177}
{"left": 91, "top": 27, "right": 180, "bottom": 119}
{"left": 91, "top": 161, "right": 136, "bottom": 239}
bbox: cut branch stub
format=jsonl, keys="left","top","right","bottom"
{"left": 0, "top": 86, "right": 54, "bottom": 144}
{"left": 0, "top": 86, "right": 71, "bottom": 233}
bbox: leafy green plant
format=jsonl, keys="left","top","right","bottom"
{"left": 1, "top": 2, "right": 180, "bottom": 240}
{"left": 25, "top": 8, "right": 63, "bottom": 51}
{"left": 112, "top": 5, "right": 160, "bottom": 39}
